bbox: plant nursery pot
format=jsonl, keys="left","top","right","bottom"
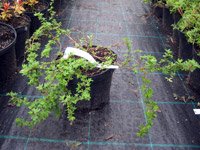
{"left": 0, "top": 22, "right": 17, "bottom": 84}
{"left": 189, "top": 70, "right": 200, "bottom": 94}
{"left": 24, "top": 1, "right": 49, "bottom": 36}
{"left": 189, "top": 48, "right": 200, "bottom": 94}
{"left": 69, "top": 68, "right": 115, "bottom": 110}
{"left": 178, "top": 31, "right": 193, "bottom": 60}
{"left": 46, "top": 0, "right": 60, "bottom": 10}
{"left": 153, "top": 5, "right": 163, "bottom": 19}
{"left": 0, "top": 15, "right": 31, "bottom": 64}
{"left": 172, "top": 13, "right": 181, "bottom": 43}
{"left": 159, "top": 7, "right": 173, "bottom": 31}
{"left": 68, "top": 46, "right": 117, "bottom": 110}
{"left": 14, "top": 15, "right": 31, "bottom": 64}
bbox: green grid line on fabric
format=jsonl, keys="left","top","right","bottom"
{"left": 87, "top": 113, "right": 92, "bottom": 150}
{"left": 63, "top": 8, "right": 147, "bottom": 16}
{"left": 110, "top": 100, "right": 197, "bottom": 105}
{"left": 71, "top": 31, "right": 165, "bottom": 39}
{"left": 24, "top": 130, "right": 32, "bottom": 150}
{"left": 1, "top": 135, "right": 200, "bottom": 149}
{"left": 57, "top": 18, "right": 154, "bottom": 25}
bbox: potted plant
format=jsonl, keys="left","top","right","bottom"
{"left": 8, "top": 0, "right": 200, "bottom": 137}
{"left": 185, "top": 46, "right": 199, "bottom": 90}
{"left": 8, "top": 1, "right": 117, "bottom": 127}
{"left": 67, "top": 45, "right": 117, "bottom": 110}
{"left": 153, "top": 0, "right": 200, "bottom": 92}
{"left": 0, "top": 0, "right": 31, "bottom": 64}
{"left": 24, "top": 0, "right": 49, "bottom": 35}
{"left": 0, "top": 22, "right": 17, "bottom": 84}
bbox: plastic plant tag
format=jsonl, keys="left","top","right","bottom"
{"left": 193, "top": 109, "right": 200, "bottom": 115}
{"left": 63, "top": 47, "right": 119, "bottom": 69}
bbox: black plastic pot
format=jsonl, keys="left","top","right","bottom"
{"left": 177, "top": 31, "right": 193, "bottom": 60}
{"left": 24, "top": 1, "right": 49, "bottom": 36}
{"left": 189, "top": 48, "right": 200, "bottom": 94}
{"left": 189, "top": 70, "right": 200, "bottom": 94}
{"left": 0, "top": 22, "right": 17, "bottom": 84}
{"left": 172, "top": 13, "right": 181, "bottom": 43}
{"left": 162, "top": 7, "right": 174, "bottom": 31}
{"left": 15, "top": 15, "right": 31, "bottom": 64}
{"left": 46, "top": 0, "right": 60, "bottom": 10}
{"left": 69, "top": 68, "right": 115, "bottom": 110}
{"left": 68, "top": 46, "right": 117, "bottom": 110}
{"left": 153, "top": 6, "right": 163, "bottom": 19}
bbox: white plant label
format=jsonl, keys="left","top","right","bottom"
{"left": 63, "top": 47, "right": 119, "bottom": 69}
{"left": 193, "top": 109, "right": 200, "bottom": 115}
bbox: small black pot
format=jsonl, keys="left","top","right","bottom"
{"left": 69, "top": 68, "right": 115, "bottom": 110}
{"left": 178, "top": 31, "right": 193, "bottom": 60}
{"left": 68, "top": 47, "right": 117, "bottom": 110}
{"left": 172, "top": 12, "right": 181, "bottom": 43}
{"left": 46, "top": 0, "right": 60, "bottom": 10}
{"left": 24, "top": 1, "right": 49, "bottom": 36}
{"left": 189, "top": 48, "right": 200, "bottom": 94}
{"left": 15, "top": 15, "right": 31, "bottom": 64}
{"left": 162, "top": 7, "right": 174, "bottom": 31}
{"left": 0, "top": 22, "right": 17, "bottom": 84}
{"left": 153, "top": 6, "right": 163, "bottom": 19}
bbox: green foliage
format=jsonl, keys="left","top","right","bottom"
{"left": 126, "top": 40, "right": 200, "bottom": 137}
{"left": 147, "top": 0, "right": 200, "bottom": 50}
{"left": 122, "top": 39, "right": 160, "bottom": 137}
{"left": 137, "top": 100, "right": 159, "bottom": 137}
{"left": 122, "top": 37, "right": 132, "bottom": 66}
{"left": 173, "top": 1, "right": 200, "bottom": 45}
{"left": 143, "top": 0, "right": 150, "bottom": 3}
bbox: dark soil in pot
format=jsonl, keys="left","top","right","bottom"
{"left": 0, "top": 22, "right": 17, "bottom": 84}
{"left": 69, "top": 46, "right": 117, "bottom": 110}
{"left": 1, "top": 15, "right": 31, "bottom": 64}
{"left": 24, "top": 1, "right": 49, "bottom": 36}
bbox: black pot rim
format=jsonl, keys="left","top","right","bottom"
{"left": 89, "top": 67, "right": 112, "bottom": 79}
{"left": 24, "top": 1, "right": 49, "bottom": 14}
{"left": 15, "top": 14, "right": 31, "bottom": 31}
{"left": 0, "top": 22, "right": 17, "bottom": 56}
{"left": 85, "top": 46, "right": 117, "bottom": 78}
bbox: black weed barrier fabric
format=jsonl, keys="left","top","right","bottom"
{"left": 0, "top": 0, "right": 200, "bottom": 149}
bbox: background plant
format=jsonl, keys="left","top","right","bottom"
{"left": 0, "top": 1, "right": 12, "bottom": 21}
{"left": 24, "top": 0, "right": 39, "bottom": 9}
{"left": 144, "top": 0, "right": 200, "bottom": 54}
{"left": 13, "top": 0, "right": 25, "bottom": 16}
{"left": 0, "top": 0, "right": 25, "bottom": 21}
